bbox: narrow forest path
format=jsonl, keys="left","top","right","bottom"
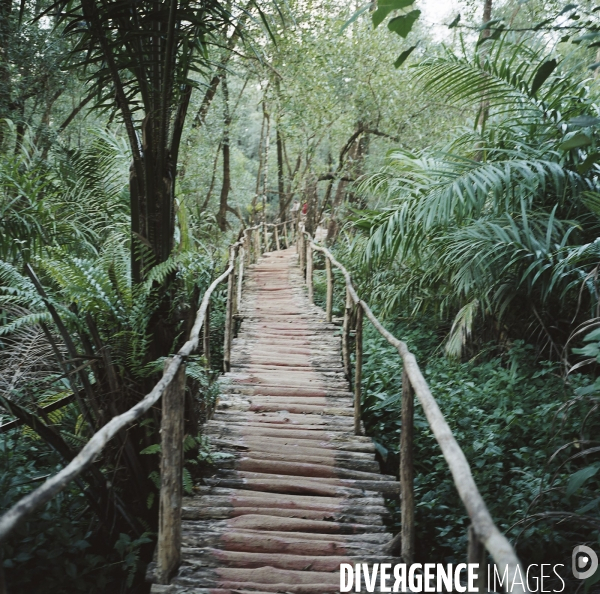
{"left": 151, "top": 247, "right": 400, "bottom": 594}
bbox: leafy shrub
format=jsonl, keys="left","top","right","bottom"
{"left": 356, "top": 313, "right": 596, "bottom": 589}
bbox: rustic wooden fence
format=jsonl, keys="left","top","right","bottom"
{"left": 297, "top": 225, "right": 527, "bottom": 594}
{"left": 0, "top": 220, "right": 293, "bottom": 586}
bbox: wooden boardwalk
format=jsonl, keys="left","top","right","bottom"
{"left": 151, "top": 247, "right": 400, "bottom": 594}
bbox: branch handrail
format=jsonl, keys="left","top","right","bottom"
{"left": 0, "top": 222, "right": 277, "bottom": 584}
{"left": 299, "top": 227, "right": 527, "bottom": 594}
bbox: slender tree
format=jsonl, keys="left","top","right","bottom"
{"left": 45, "top": 0, "right": 240, "bottom": 281}
{"left": 217, "top": 72, "right": 231, "bottom": 231}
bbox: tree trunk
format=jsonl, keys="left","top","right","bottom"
{"left": 276, "top": 125, "right": 286, "bottom": 221}
{"left": 0, "top": 0, "right": 12, "bottom": 150}
{"left": 250, "top": 111, "right": 266, "bottom": 224}
{"left": 304, "top": 175, "right": 318, "bottom": 236}
{"left": 482, "top": 0, "right": 493, "bottom": 29}
{"left": 477, "top": 0, "right": 493, "bottom": 131}
{"left": 217, "top": 74, "right": 231, "bottom": 231}
{"left": 262, "top": 102, "right": 270, "bottom": 226}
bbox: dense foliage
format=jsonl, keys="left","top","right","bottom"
{"left": 2, "top": 0, "right": 600, "bottom": 591}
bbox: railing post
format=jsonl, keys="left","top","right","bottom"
{"left": 237, "top": 246, "right": 244, "bottom": 313}
{"left": 223, "top": 249, "right": 236, "bottom": 372}
{"left": 275, "top": 224, "right": 281, "bottom": 251}
{"left": 156, "top": 359, "right": 186, "bottom": 584}
{"left": 283, "top": 221, "right": 289, "bottom": 249}
{"left": 244, "top": 230, "right": 250, "bottom": 265}
{"left": 342, "top": 286, "right": 351, "bottom": 379}
{"left": 306, "top": 241, "right": 313, "bottom": 303}
{"left": 263, "top": 222, "right": 268, "bottom": 252}
{"left": 254, "top": 228, "right": 261, "bottom": 261}
{"left": 468, "top": 525, "right": 487, "bottom": 593}
{"left": 400, "top": 367, "right": 415, "bottom": 564}
{"left": 203, "top": 302, "right": 210, "bottom": 368}
{"left": 325, "top": 256, "right": 333, "bottom": 323}
{"left": 354, "top": 305, "right": 363, "bottom": 436}
{"left": 299, "top": 232, "right": 305, "bottom": 272}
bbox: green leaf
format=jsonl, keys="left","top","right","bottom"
{"left": 448, "top": 14, "right": 460, "bottom": 28}
{"left": 578, "top": 152, "right": 600, "bottom": 174}
{"left": 183, "top": 467, "right": 193, "bottom": 494}
{"left": 476, "top": 24, "right": 505, "bottom": 47}
{"left": 559, "top": 132, "right": 592, "bottom": 150}
{"left": 582, "top": 192, "right": 600, "bottom": 216}
{"left": 530, "top": 59, "right": 558, "bottom": 96}
{"left": 574, "top": 31, "right": 600, "bottom": 41}
{"left": 559, "top": 3, "right": 578, "bottom": 15}
{"left": 569, "top": 116, "right": 600, "bottom": 127}
{"left": 566, "top": 464, "right": 599, "bottom": 497}
{"left": 372, "top": 0, "right": 414, "bottom": 28}
{"left": 140, "top": 443, "right": 161, "bottom": 455}
{"left": 340, "top": 3, "right": 372, "bottom": 34}
{"left": 577, "top": 496, "right": 600, "bottom": 514}
{"left": 394, "top": 45, "right": 417, "bottom": 68}
{"left": 387, "top": 9, "right": 420, "bottom": 38}
{"left": 589, "top": 62, "right": 600, "bottom": 71}
{"left": 533, "top": 17, "right": 553, "bottom": 30}
{"left": 373, "top": 440, "right": 389, "bottom": 461}
{"left": 478, "top": 18, "right": 503, "bottom": 31}
{"left": 583, "top": 327, "right": 600, "bottom": 342}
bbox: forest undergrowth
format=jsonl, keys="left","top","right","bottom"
{"left": 313, "top": 252, "right": 600, "bottom": 593}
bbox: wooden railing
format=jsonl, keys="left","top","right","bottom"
{"left": 0, "top": 221, "right": 294, "bottom": 586}
{"left": 298, "top": 226, "right": 528, "bottom": 594}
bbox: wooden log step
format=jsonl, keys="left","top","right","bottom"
{"left": 231, "top": 457, "right": 395, "bottom": 482}
{"left": 218, "top": 394, "right": 352, "bottom": 406}
{"left": 211, "top": 411, "right": 355, "bottom": 428}
{"left": 194, "top": 513, "right": 386, "bottom": 534}
{"left": 173, "top": 580, "right": 341, "bottom": 594}
{"left": 206, "top": 472, "right": 400, "bottom": 496}
{"left": 236, "top": 362, "right": 343, "bottom": 371}
{"left": 188, "top": 487, "right": 387, "bottom": 509}
{"left": 183, "top": 525, "right": 391, "bottom": 545}
{"left": 179, "top": 548, "right": 398, "bottom": 571}
{"left": 220, "top": 403, "right": 355, "bottom": 416}
{"left": 208, "top": 448, "right": 381, "bottom": 473}
{"left": 217, "top": 394, "right": 353, "bottom": 408}
{"left": 235, "top": 338, "right": 340, "bottom": 348}
{"left": 215, "top": 401, "right": 355, "bottom": 417}
{"left": 179, "top": 580, "right": 340, "bottom": 594}
{"left": 204, "top": 423, "right": 373, "bottom": 442}
{"left": 174, "top": 566, "right": 340, "bottom": 589}
{"left": 233, "top": 345, "right": 321, "bottom": 355}
{"left": 233, "top": 364, "right": 345, "bottom": 374}
{"left": 182, "top": 506, "right": 386, "bottom": 525}
{"left": 219, "top": 385, "right": 353, "bottom": 398}
{"left": 208, "top": 433, "right": 376, "bottom": 453}
{"left": 203, "top": 476, "right": 366, "bottom": 498}
{"left": 213, "top": 470, "right": 399, "bottom": 492}
{"left": 206, "top": 420, "right": 354, "bottom": 433}
{"left": 207, "top": 438, "right": 376, "bottom": 460}
{"left": 181, "top": 527, "right": 389, "bottom": 553}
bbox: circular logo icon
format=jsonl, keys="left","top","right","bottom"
{"left": 573, "top": 545, "right": 599, "bottom": 580}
